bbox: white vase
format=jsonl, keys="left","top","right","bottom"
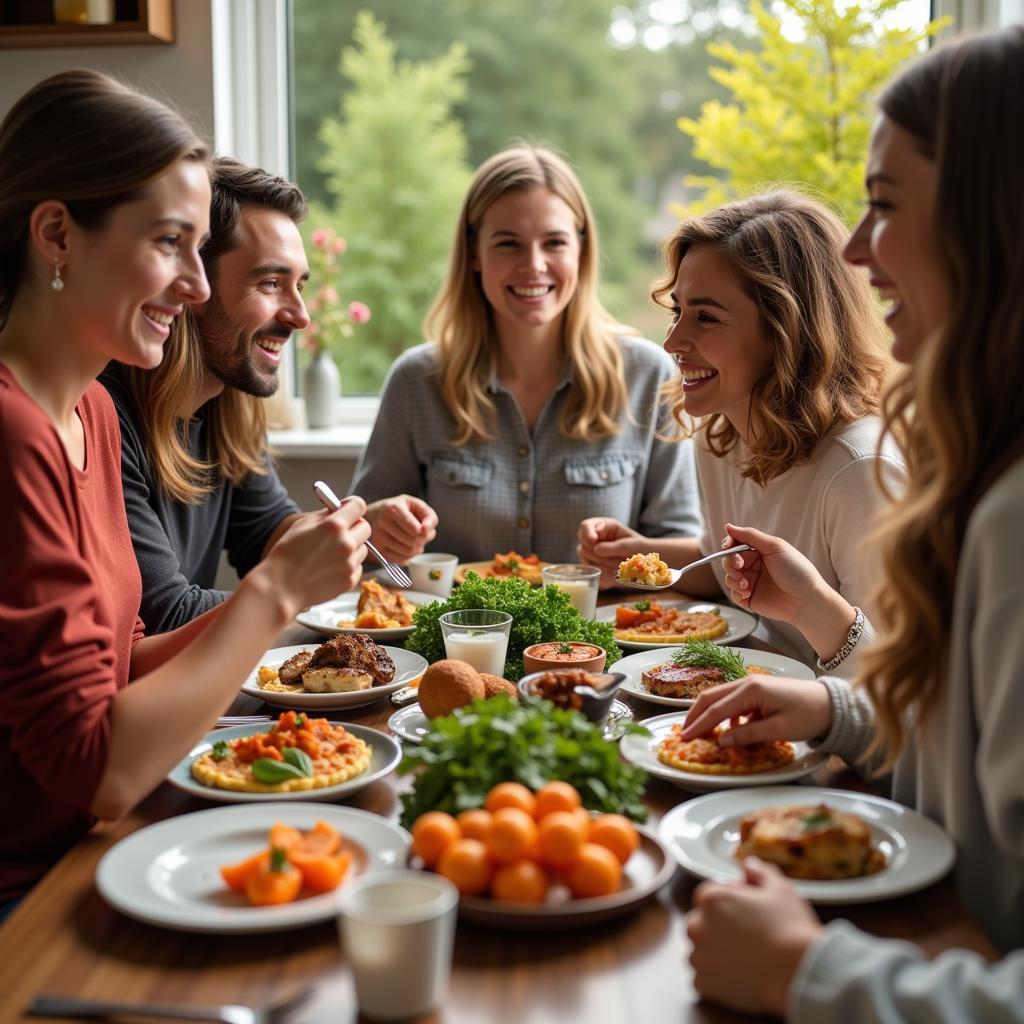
{"left": 303, "top": 350, "right": 340, "bottom": 429}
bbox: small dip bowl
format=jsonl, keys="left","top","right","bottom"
{"left": 522, "top": 640, "right": 607, "bottom": 675}
{"left": 518, "top": 668, "right": 625, "bottom": 725}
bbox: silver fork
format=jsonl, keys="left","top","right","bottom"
{"left": 615, "top": 544, "right": 752, "bottom": 591}
{"left": 28, "top": 986, "right": 314, "bottom": 1024}
{"left": 313, "top": 480, "right": 413, "bottom": 589}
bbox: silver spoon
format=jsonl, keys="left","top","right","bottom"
{"left": 615, "top": 545, "right": 752, "bottom": 591}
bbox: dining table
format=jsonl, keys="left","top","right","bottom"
{"left": 0, "top": 590, "right": 996, "bottom": 1024}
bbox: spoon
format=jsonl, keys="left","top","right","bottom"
{"left": 615, "top": 545, "right": 752, "bottom": 591}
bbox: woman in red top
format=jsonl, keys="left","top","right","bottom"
{"left": 0, "top": 70, "right": 370, "bottom": 910}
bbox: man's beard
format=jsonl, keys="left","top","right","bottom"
{"left": 198, "top": 297, "right": 286, "bottom": 398}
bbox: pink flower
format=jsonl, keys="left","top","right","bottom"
{"left": 348, "top": 300, "right": 371, "bottom": 324}
{"left": 333, "top": 237, "right": 348, "bottom": 255}
{"left": 319, "top": 285, "right": 338, "bottom": 304}
{"left": 311, "top": 228, "right": 330, "bottom": 250}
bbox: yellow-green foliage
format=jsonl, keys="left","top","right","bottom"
{"left": 677, "top": 0, "right": 948, "bottom": 224}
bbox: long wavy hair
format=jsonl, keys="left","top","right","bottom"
{"left": 654, "top": 191, "right": 890, "bottom": 486}
{"left": 119, "top": 158, "right": 307, "bottom": 503}
{"left": 859, "top": 26, "right": 1024, "bottom": 767}
{"left": 0, "top": 69, "right": 206, "bottom": 329}
{"left": 425, "top": 145, "right": 634, "bottom": 445}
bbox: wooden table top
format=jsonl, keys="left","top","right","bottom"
{"left": 0, "top": 598, "right": 995, "bottom": 1023}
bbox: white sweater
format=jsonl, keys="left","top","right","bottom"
{"left": 791, "top": 455, "right": 1024, "bottom": 1023}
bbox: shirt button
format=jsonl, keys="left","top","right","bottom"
{"left": 600, "top": 470, "right": 609, "bottom": 481}
{"left": 517, "top": 516, "right": 530, "bottom": 529}
{"left": 448, "top": 472, "right": 456, "bottom": 482}
{"left": 518, "top": 446, "right": 529, "bottom": 457}
{"left": 519, "top": 481, "right": 529, "bottom": 494}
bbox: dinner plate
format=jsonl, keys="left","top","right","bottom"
{"left": 96, "top": 803, "right": 410, "bottom": 932}
{"left": 615, "top": 646, "right": 816, "bottom": 709}
{"left": 241, "top": 644, "right": 427, "bottom": 711}
{"left": 388, "top": 699, "right": 636, "bottom": 744}
{"left": 294, "top": 590, "right": 437, "bottom": 640}
{"left": 658, "top": 786, "right": 956, "bottom": 904}
{"left": 454, "top": 559, "right": 550, "bottom": 586}
{"left": 619, "top": 712, "right": 826, "bottom": 792}
{"left": 595, "top": 601, "right": 758, "bottom": 650}
{"left": 456, "top": 828, "right": 675, "bottom": 930}
{"left": 167, "top": 722, "right": 402, "bottom": 804}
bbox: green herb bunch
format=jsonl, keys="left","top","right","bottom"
{"left": 670, "top": 640, "right": 748, "bottom": 680}
{"left": 404, "top": 574, "right": 621, "bottom": 680}
{"left": 398, "top": 694, "right": 648, "bottom": 827}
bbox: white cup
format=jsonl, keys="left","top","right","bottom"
{"left": 408, "top": 553, "right": 459, "bottom": 598}
{"left": 542, "top": 564, "right": 601, "bottom": 620}
{"left": 338, "top": 870, "right": 458, "bottom": 1021}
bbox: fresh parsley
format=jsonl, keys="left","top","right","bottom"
{"left": 405, "top": 574, "right": 621, "bottom": 680}
{"left": 397, "top": 693, "right": 648, "bottom": 827}
{"left": 802, "top": 810, "right": 833, "bottom": 831}
{"left": 210, "top": 740, "right": 230, "bottom": 762}
{"left": 633, "top": 599, "right": 651, "bottom": 612}
{"left": 670, "top": 640, "right": 749, "bottom": 680}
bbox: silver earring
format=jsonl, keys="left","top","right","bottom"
{"left": 51, "top": 260, "right": 64, "bottom": 292}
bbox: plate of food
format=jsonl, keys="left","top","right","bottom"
{"left": 615, "top": 642, "right": 816, "bottom": 709}
{"left": 454, "top": 551, "right": 550, "bottom": 587}
{"left": 168, "top": 714, "right": 402, "bottom": 803}
{"left": 619, "top": 711, "right": 826, "bottom": 792}
{"left": 96, "top": 802, "right": 410, "bottom": 932}
{"left": 657, "top": 786, "right": 956, "bottom": 904}
{"left": 242, "top": 637, "right": 427, "bottom": 711}
{"left": 595, "top": 599, "right": 757, "bottom": 650}
{"left": 294, "top": 579, "right": 436, "bottom": 640}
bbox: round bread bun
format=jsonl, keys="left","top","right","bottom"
{"left": 418, "top": 659, "right": 485, "bottom": 719}
{"left": 481, "top": 673, "right": 517, "bottom": 700}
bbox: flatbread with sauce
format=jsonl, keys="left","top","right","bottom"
{"left": 657, "top": 721, "right": 795, "bottom": 775}
{"left": 614, "top": 602, "right": 728, "bottom": 644}
{"left": 454, "top": 551, "right": 548, "bottom": 586}
{"left": 192, "top": 712, "right": 372, "bottom": 793}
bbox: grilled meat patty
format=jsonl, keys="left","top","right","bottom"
{"left": 641, "top": 663, "right": 725, "bottom": 699}
{"left": 278, "top": 649, "right": 314, "bottom": 686}
{"left": 307, "top": 633, "right": 396, "bottom": 685}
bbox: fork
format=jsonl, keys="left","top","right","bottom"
{"left": 313, "top": 480, "right": 413, "bottom": 589}
{"left": 215, "top": 715, "right": 272, "bottom": 728}
{"left": 28, "top": 986, "right": 314, "bottom": 1024}
{"left": 615, "top": 544, "right": 752, "bottom": 591}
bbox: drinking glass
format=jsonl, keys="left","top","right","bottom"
{"left": 542, "top": 564, "right": 601, "bottom": 620}
{"left": 439, "top": 609, "right": 513, "bottom": 676}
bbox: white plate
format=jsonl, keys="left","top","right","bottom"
{"left": 619, "top": 712, "right": 826, "bottom": 792}
{"left": 658, "top": 786, "right": 956, "bottom": 904}
{"left": 167, "top": 722, "right": 402, "bottom": 804}
{"left": 615, "top": 646, "right": 816, "bottom": 709}
{"left": 597, "top": 601, "right": 758, "bottom": 651}
{"left": 388, "top": 700, "right": 636, "bottom": 744}
{"left": 96, "top": 803, "right": 410, "bottom": 932}
{"left": 294, "top": 590, "right": 437, "bottom": 640}
{"left": 241, "top": 645, "right": 427, "bottom": 711}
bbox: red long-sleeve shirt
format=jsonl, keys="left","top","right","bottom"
{"left": 0, "top": 364, "right": 144, "bottom": 902}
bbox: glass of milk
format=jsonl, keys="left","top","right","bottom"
{"left": 542, "top": 564, "right": 601, "bottom": 620}
{"left": 439, "top": 609, "right": 513, "bottom": 676}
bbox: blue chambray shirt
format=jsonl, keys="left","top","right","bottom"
{"left": 350, "top": 336, "right": 702, "bottom": 563}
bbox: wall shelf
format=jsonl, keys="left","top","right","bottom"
{"left": 0, "top": 0, "right": 173, "bottom": 46}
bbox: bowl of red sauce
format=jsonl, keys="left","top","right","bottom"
{"left": 522, "top": 640, "right": 607, "bottom": 676}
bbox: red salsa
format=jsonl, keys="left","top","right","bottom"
{"left": 529, "top": 642, "right": 603, "bottom": 662}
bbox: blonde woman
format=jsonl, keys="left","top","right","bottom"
{"left": 352, "top": 145, "right": 701, "bottom": 564}
{"left": 681, "top": 25, "right": 1024, "bottom": 1019}
{"left": 580, "top": 191, "right": 899, "bottom": 675}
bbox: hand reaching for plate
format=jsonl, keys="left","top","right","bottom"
{"left": 365, "top": 495, "right": 439, "bottom": 564}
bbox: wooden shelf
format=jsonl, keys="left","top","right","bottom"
{"left": 0, "top": 0, "right": 173, "bottom": 46}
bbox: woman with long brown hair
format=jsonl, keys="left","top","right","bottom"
{"left": 351, "top": 144, "right": 701, "bottom": 563}
{"left": 580, "top": 191, "right": 898, "bottom": 676}
{"left": 681, "top": 25, "right": 1024, "bottom": 1018}
{"left": 0, "top": 70, "right": 369, "bottom": 915}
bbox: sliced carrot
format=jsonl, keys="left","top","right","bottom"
{"left": 220, "top": 849, "right": 269, "bottom": 892}
{"left": 290, "top": 849, "right": 352, "bottom": 893}
{"left": 269, "top": 822, "right": 303, "bottom": 852}
{"left": 296, "top": 820, "right": 342, "bottom": 856}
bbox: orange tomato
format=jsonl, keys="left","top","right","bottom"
{"left": 220, "top": 849, "right": 268, "bottom": 892}
{"left": 437, "top": 838, "right": 492, "bottom": 895}
{"left": 491, "top": 860, "right": 549, "bottom": 903}
{"left": 296, "top": 820, "right": 342, "bottom": 856}
{"left": 456, "top": 808, "right": 493, "bottom": 845}
{"left": 567, "top": 843, "right": 622, "bottom": 899}
{"left": 268, "top": 822, "right": 303, "bottom": 852}
{"left": 588, "top": 814, "right": 640, "bottom": 865}
{"left": 485, "top": 781, "right": 537, "bottom": 817}
{"left": 536, "top": 811, "right": 588, "bottom": 870}
{"left": 290, "top": 849, "right": 352, "bottom": 893}
{"left": 533, "top": 781, "right": 582, "bottom": 820}
{"left": 488, "top": 807, "right": 539, "bottom": 864}
{"left": 245, "top": 848, "right": 303, "bottom": 906}
{"left": 411, "top": 811, "right": 462, "bottom": 868}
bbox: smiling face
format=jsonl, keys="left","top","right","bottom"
{"left": 473, "top": 186, "right": 581, "bottom": 345}
{"left": 195, "top": 205, "right": 310, "bottom": 397}
{"left": 662, "top": 244, "right": 773, "bottom": 437}
{"left": 844, "top": 113, "right": 949, "bottom": 364}
{"left": 66, "top": 157, "right": 211, "bottom": 370}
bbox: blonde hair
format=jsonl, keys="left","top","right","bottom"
{"left": 859, "top": 26, "right": 1024, "bottom": 768}
{"left": 653, "top": 191, "right": 890, "bottom": 486}
{"left": 425, "top": 145, "right": 632, "bottom": 445}
{"left": 120, "top": 159, "right": 307, "bottom": 503}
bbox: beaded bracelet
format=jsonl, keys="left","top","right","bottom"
{"left": 816, "top": 606, "right": 865, "bottom": 672}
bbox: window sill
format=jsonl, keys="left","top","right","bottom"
{"left": 268, "top": 424, "right": 371, "bottom": 458}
